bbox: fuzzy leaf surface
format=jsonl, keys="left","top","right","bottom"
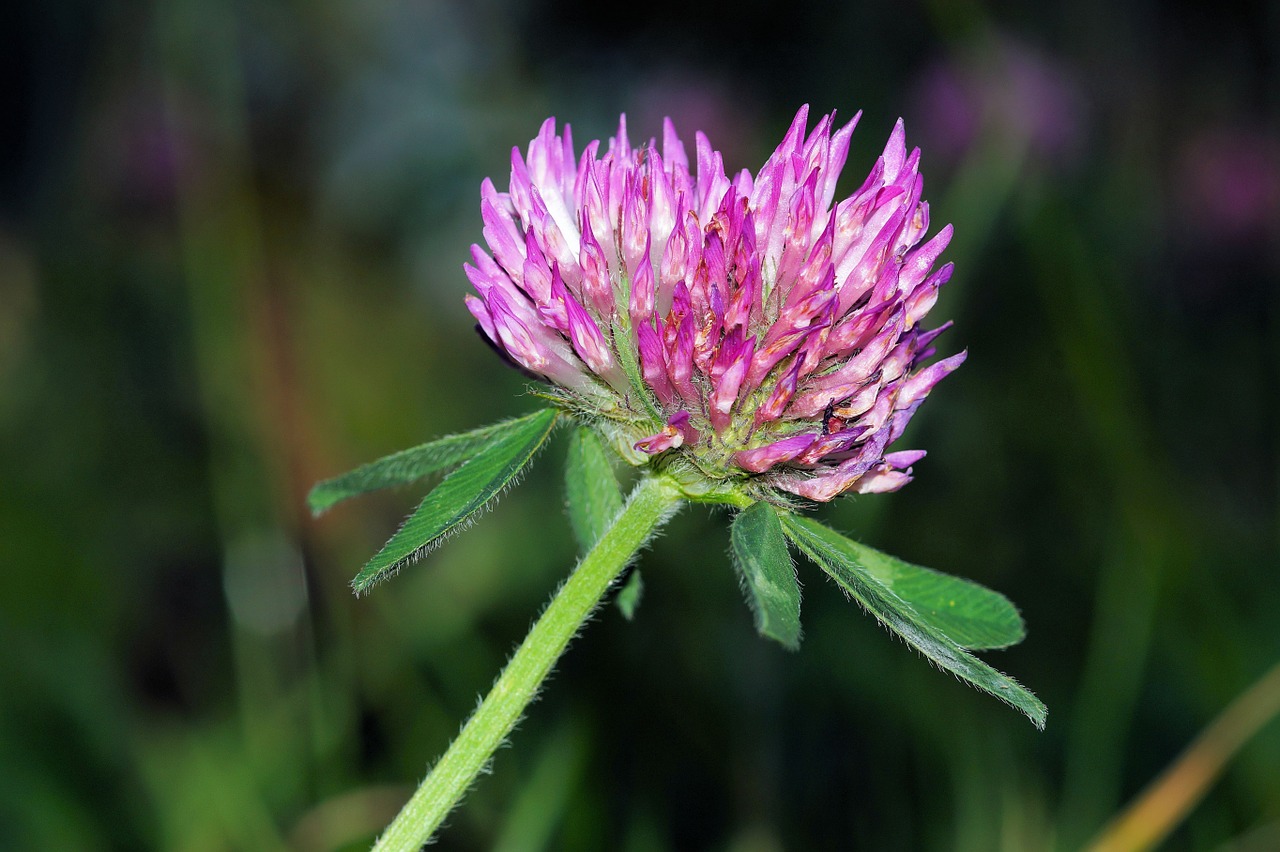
{"left": 811, "top": 534, "right": 1025, "bottom": 650}
{"left": 731, "top": 502, "right": 802, "bottom": 650}
{"left": 564, "top": 427, "right": 623, "bottom": 553}
{"left": 781, "top": 514, "right": 1046, "bottom": 729}
{"left": 309, "top": 410, "right": 555, "bottom": 515}
{"left": 350, "top": 408, "right": 559, "bottom": 593}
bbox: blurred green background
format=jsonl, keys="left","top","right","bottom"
{"left": 1, "top": 1, "right": 1277, "bottom": 849}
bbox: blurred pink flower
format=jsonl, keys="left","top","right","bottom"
{"left": 1176, "top": 126, "right": 1280, "bottom": 245}
{"left": 629, "top": 71, "right": 760, "bottom": 170}
{"left": 909, "top": 38, "right": 1086, "bottom": 168}
{"left": 89, "top": 88, "right": 201, "bottom": 213}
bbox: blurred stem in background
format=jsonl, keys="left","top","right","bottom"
{"left": 916, "top": 19, "right": 1233, "bottom": 842}
{"left": 921, "top": 18, "right": 1210, "bottom": 837}
{"left": 155, "top": 0, "right": 322, "bottom": 846}
{"left": 491, "top": 716, "right": 592, "bottom": 852}
{"left": 1017, "top": 186, "right": 1199, "bottom": 844}
{"left": 1087, "top": 660, "right": 1280, "bottom": 852}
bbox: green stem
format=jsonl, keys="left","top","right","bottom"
{"left": 372, "top": 474, "right": 684, "bottom": 851}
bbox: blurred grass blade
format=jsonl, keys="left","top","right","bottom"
{"left": 811, "top": 532, "right": 1025, "bottom": 650}
{"left": 1086, "top": 660, "right": 1280, "bottom": 852}
{"left": 310, "top": 410, "right": 557, "bottom": 515}
{"left": 351, "top": 409, "right": 559, "bottom": 593}
{"left": 493, "top": 719, "right": 591, "bottom": 852}
{"left": 564, "top": 426, "right": 623, "bottom": 552}
{"left": 615, "top": 568, "right": 644, "bottom": 620}
{"left": 731, "top": 502, "right": 802, "bottom": 650}
{"left": 781, "top": 514, "right": 1046, "bottom": 728}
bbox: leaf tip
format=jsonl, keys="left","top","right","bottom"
{"left": 615, "top": 568, "right": 644, "bottom": 621}
{"left": 349, "top": 570, "right": 380, "bottom": 597}
{"left": 307, "top": 487, "right": 333, "bottom": 517}
{"left": 1029, "top": 705, "right": 1048, "bottom": 731}
{"left": 773, "top": 632, "right": 802, "bottom": 652}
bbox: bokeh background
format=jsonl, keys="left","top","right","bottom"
{"left": 2, "top": 1, "right": 1277, "bottom": 850}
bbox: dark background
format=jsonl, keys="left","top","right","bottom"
{"left": 1, "top": 1, "right": 1277, "bottom": 849}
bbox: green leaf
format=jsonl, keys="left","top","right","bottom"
{"left": 564, "top": 427, "right": 645, "bottom": 619}
{"left": 564, "top": 427, "right": 623, "bottom": 553}
{"left": 350, "top": 408, "right": 560, "bottom": 593}
{"left": 730, "top": 502, "right": 802, "bottom": 650}
{"left": 781, "top": 514, "right": 1046, "bottom": 729}
{"left": 809, "top": 534, "right": 1025, "bottom": 650}
{"left": 615, "top": 568, "right": 644, "bottom": 620}
{"left": 309, "top": 410, "right": 556, "bottom": 515}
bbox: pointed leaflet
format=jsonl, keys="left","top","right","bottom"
{"left": 615, "top": 568, "right": 644, "bottom": 621}
{"left": 564, "top": 426, "right": 624, "bottom": 552}
{"left": 781, "top": 514, "right": 1046, "bottom": 729}
{"left": 811, "top": 534, "right": 1024, "bottom": 650}
{"left": 730, "top": 502, "right": 802, "bottom": 650}
{"left": 564, "top": 426, "right": 647, "bottom": 618}
{"left": 350, "top": 408, "right": 560, "bottom": 593}
{"left": 309, "top": 410, "right": 557, "bottom": 515}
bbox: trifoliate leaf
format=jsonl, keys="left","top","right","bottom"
{"left": 350, "top": 408, "right": 559, "bottom": 593}
{"left": 781, "top": 514, "right": 1045, "bottom": 729}
{"left": 309, "top": 409, "right": 557, "bottom": 515}
{"left": 805, "top": 532, "right": 1025, "bottom": 650}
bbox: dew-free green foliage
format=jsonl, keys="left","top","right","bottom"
{"left": 308, "top": 410, "right": 558, "bottom": 515}
{"left": 564, "top": 427, "right": 623, "bottom": 552}
{"left": 780, "top": 514, "right": 1046, "bottom": 729}
{"left": 730, "top": 502, "right": 802, "bottom": 650}
{"left": 614, "top": 569, "right": 644, "bottom": 620}
{"left": 809, "top": 529, "right": 1025, "bottom": 650}
{"left": 564, "top": 426, "right": 642, "bottom": 618}
{"left": 349, "top": 408, "right": 559, "bottom": 593}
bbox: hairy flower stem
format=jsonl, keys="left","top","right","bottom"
{"left": 372, "top": 474, "right": 684, "bottom": 851}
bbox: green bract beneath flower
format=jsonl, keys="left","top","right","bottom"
{"left": 466, "top": 106, "right": 964, "bottom": 502}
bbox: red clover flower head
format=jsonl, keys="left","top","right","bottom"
{"left": 466, "top": 105, "right": 965, "bottom": 502}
